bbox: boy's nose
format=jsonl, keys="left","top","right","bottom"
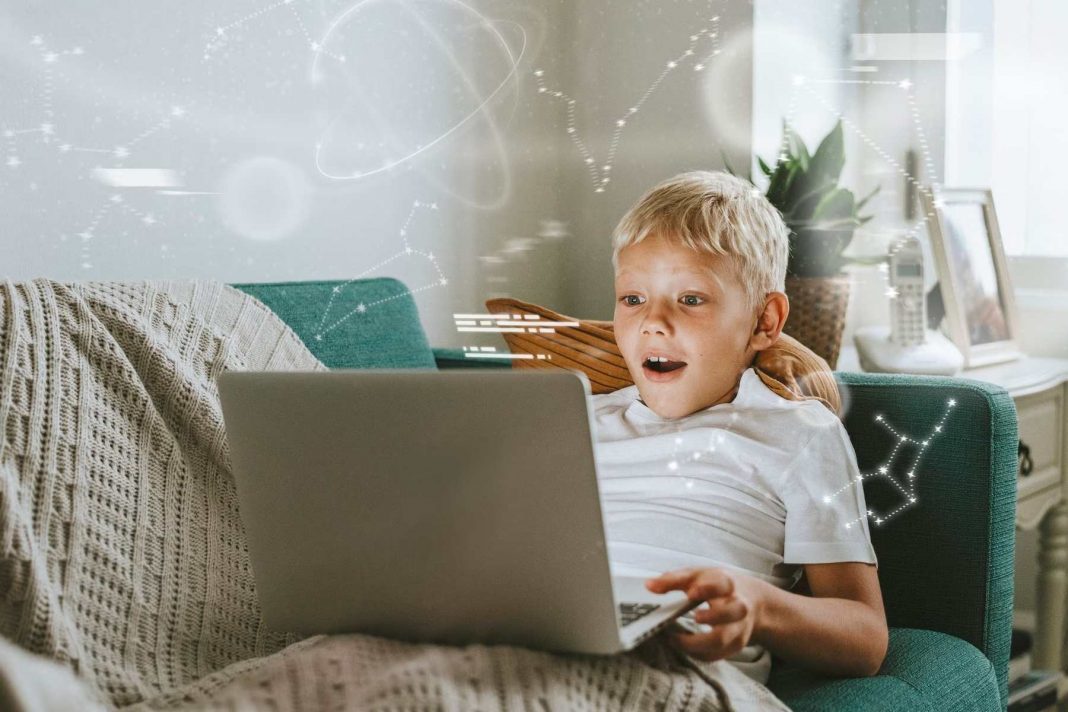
{"left": 640, "top": 304, "right": 673, "bottom": 335}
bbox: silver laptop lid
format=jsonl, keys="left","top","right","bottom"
{"left": 219, "top": 369, "right": 626, "bottom": 654}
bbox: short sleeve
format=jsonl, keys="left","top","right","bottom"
{"left": 780, "top": 414, "right": 878, "bottom": 566}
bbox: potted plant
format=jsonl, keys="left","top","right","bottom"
{"left": 747, "top": 120, "right": 878, "bottom": 368}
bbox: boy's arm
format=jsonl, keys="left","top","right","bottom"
{"left": 754, "top": 562, "right": 887, "bottom": 677}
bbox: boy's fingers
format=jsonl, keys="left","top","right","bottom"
{"left": 686, "top": 571, "right": 734, "bottom": 601}
{"left": 694, "top": 597, "right": 748, "bottom": 625}
{"left": 645, "top": 568, "right": 702, "bottom": 592}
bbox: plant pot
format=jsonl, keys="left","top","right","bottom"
{"left": 788, "top": 226, "right": 855, "bottom": 278}
{"left": 782, "top": 274, "right": 852, "bottom": 369}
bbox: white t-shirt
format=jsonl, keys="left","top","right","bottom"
{"left": 592, "top": 367, "right": 877, "bottom": 683}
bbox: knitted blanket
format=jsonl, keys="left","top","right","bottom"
{"left": 0, "top": 279, "right": 790, "bottom": 712}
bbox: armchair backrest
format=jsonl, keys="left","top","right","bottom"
{"left": 838, "top": 372, "right": 1017, "bottom": 703}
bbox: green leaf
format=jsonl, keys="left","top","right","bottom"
{"left": 757, "top": 156, "right": 773, "bottom": 177}
{"left": 766, "top": 161, "right": 795, "bottom": 208}
{"left": 808, "top": 120, "right": 845, "bottom": 183}
{"left": 812, "top": 187, "right": 856, "bottom": 224}
{"left": 785, "top": 124, "right": 811, "bottom": 171}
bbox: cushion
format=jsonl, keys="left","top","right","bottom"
{"left": 767, "top": 628, "right": 1001, "bottom": 712}
{"left": 485, "top": 297, "right": 841, "bottom": 414}
{"left": 233, "top": 278, "right": 437, "bottom": 369}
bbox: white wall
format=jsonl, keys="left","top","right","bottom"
{"left": 555, "top": 0, "right": 754, "bottom": 320}
{"left": 0, "top": 1, "right": 572, "bottom": 349}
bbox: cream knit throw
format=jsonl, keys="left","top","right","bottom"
{"left": 0, "top": 279, "right": 790, "bottom": 712}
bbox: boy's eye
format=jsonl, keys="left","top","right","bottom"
{"left": 681, "top": 295, "right": 704, "bottom": 306}
{"left": 620, "top": 295, "right": 644, "bottom": 307}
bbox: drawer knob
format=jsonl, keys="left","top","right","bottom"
{"left": 1019, "top": 440, "right": 1034, "bottom": 477}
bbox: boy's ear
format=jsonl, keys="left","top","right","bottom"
{"left": 749, "top": 292, "right": 789, "bottom": 352}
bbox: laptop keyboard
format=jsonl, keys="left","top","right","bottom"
{"left": 619, "top": 602, "right": 660, "bottom": 627}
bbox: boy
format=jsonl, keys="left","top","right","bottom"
{"left": 593, "top": 171, "right": 887, "bottom": 685}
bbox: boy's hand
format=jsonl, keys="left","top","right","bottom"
{"left": 645, "top": 567, "right": 767, "bottom": 662}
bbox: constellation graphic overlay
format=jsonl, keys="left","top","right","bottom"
{"left": 533, "top": 12, "right": 721, "bottom": 193}
{"left": 3, "top": 36, "right": 186, "bottom": 269}
{"left": 823, "top": 398, "right": 956, "bottom": 529}
{"left": 460, "top": 346, "right": 551, "bottom": 361}
{"left": 453, "top": 312, "right": 579, "bottom": 359}
{"left": 202, "top": 0, "right": 346, "bottom": 63}
{"left": 784, "top": 75, "right": 937, "bottom": 242}
{"left": 311, "top": 0, "right": 526, "bottom": 185}
{"left": 313, "top": 200, "right": 447, "bottom": 340}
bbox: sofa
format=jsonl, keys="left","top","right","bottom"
{"left": 233, "top": 276, "right": 1018, "bottom": 712}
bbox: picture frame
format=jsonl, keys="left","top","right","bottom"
{"left": 921, "top": 186, "right": 1022, "bottom": 368}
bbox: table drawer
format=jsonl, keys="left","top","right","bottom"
{"left": 1015, "top": 387, "right": 1063, "bottom": 498}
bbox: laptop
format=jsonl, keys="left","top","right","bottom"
{"left": 218, "top": 369, "right": 698, "bottom": 655}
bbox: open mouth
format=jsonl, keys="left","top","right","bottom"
{"left": 642, "top": 355, "right": 687, "bottom": 380}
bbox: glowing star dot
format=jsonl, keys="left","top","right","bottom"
{"left": 314, "top": 334, "right": 323, "bottom": 341}
{"left": 875, "top": 414, "right": 883, "bottom": 422}
{"left": 899, "top": 79, "right": 913, "bottom": 90}
{"left": 6, "top": 156, "right": 21, "bottom": 168}
{"left": 171, "top": 106, "right": 186, "bottom": 118}
{"left": 628, "top": 107, "right": 638, "bottom": 114}
{"left": 426, "top": 251, "right": 434, "bottom": 260}
{"left": 538, "top": 87, "right": 547, "bottom": 93}
{"left": 878, "top": 466, "right": 888, "bottom": 475}
{"left": 567, "top": 127, "right": 575, "bottom": 134}
{"left": 822, "top": 495, "right": 831, "bottom": 504}
{"left": 674, "top": 437, "right": 683, "bottom": 445}
{"left": 534, "top": 69, "right": 544, "bottom": 77}
{"left": 616, "top": 119, "right": 626, "bottom": 127}
{"left": 109, "top": 194, "right": 123, "bottom": 204}
{"left": 585, "top": 157, "right": 594, "bottom": 164}
{"left": 667, "top": 61, "right": 677, "bottom": 69}
{"left": 356, "top": 303, "right": 367, "bottom": 314}
{"left": 685, "top": 480, "right": 694, "bottom": 489}
{"left": 215, "top": 27, "right": 225, "bottom": 36}
{"left": 935, "top": 426, "right": 942, "bottom": 432}
{"left": 908, "top": 470, "right": 915, "bottom": 477}
{"left": 922, "top": 440, "right": 929, "bottom": 447}
{"left": 885, "top": 287, "right": 899, "bottom": 299}
{"left": 875, "top": 518, "right": 883, "bottom": 525}
{"left": 405, "top": 246, "right": 413, "bottom": 255}
{"left": 40, "top": 123, "right": 54, "bottom": 135}
{"left": 694, "top": 64, "right": 705, "bottom": 71}
{"left": 667, "top": 460, "right": 678, "bottom": 471}
{"left": 142, "top": 215, "right": 156, "bottom": 225}
{"left": 43, "top": 52, "right": 58, "bottom": 63}
{"left": 845, "top": 523, "right": 852, "bottom": 529}
{"left": 948, "top": 399, "right": 956, "bottom": 407}
{"left": 439, "top": 277, "right": 448, "bottom": 286}
{"left": 331, "top": 286, "right": 341, "bottom": 294}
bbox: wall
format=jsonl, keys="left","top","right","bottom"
{"left": 555, "top": 0, "right": 754, "bottom": 320}
{"left": 0, "top": 1, "right": 573, "bottom": 349}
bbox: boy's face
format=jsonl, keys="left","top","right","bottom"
{"left": 613, "top": 233, "right": 758, "bottom": 419}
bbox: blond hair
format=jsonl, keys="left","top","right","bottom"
{"left": 611, "top": 170, "right": 789, "bottom": 314}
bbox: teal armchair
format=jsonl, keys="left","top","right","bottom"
{"left": 234, "top": 277, "right": 1018, "bottom": 711}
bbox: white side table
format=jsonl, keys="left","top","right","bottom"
{"left": 839, "top": 348, "right": 1068, "bottom": 673}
